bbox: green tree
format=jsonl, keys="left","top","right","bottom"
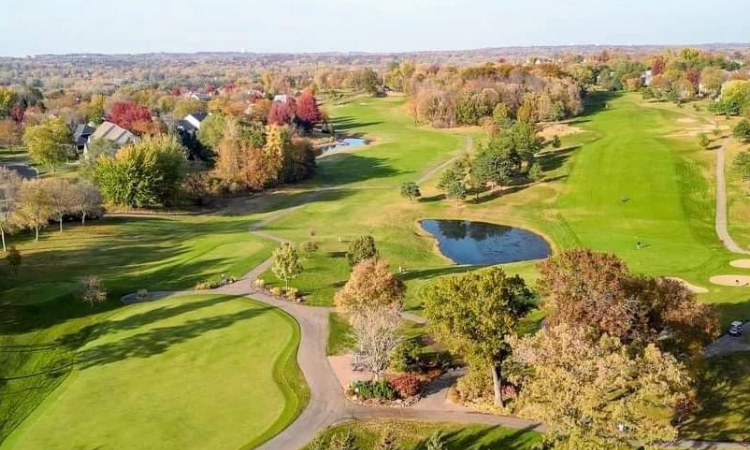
{"left": 6, "top": 246, "right": 21, "bottom": 275}
{"left": 528, "top": 162, "right": 543, "bottom": 181}
{"left": 423, "top": 268, "right": 534, "bottom": 407}
{"left": 698, "top": 133, "right": 711, "bottom": 149}
{"left": 715, "top": 80, "right": 750, "bottom": 116}
{"left": 23, "top": 118, "right": 72, "bottom": 172}
{"left": 272, "top": 242, "right": 303, "bottom": 289}
{"left": 94, "top": 135, "right": 187, "bottom": 207}
{"left": 197, "top": 113, "right": 227, "bottom": 150}
{"left": 400, "top": 181, "right": 421, "bottom": 201}
{"left": 346, "top": 235, "right": 377, "bottom": 266}
{"left": 733, "top": 119, "right": 750, "bottom": 143}
{"left": 438, "top": 163, "right": 467, "bottom": 204}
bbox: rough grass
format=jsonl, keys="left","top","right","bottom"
{"left": 1, "top": 295, "right": 308, "bottom": 450}
{"left": 302, "top": 420, "right": 542, "bottom": 450}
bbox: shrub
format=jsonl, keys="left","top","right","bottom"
{"left": 270, "top": 287, "right": 283, "bottom": 296}
{"left": 346, "top": 235, "right": 377, "bottom": 266}
{"left": 389, "top": 338, "right": 421, "bottom": 372}
{"left": 300, "top": 240, "right": 319, "bottom": 255}
{"left": 286, "top": 287, "right": 300, "bottom": 300}
{"left": 390, "top": 373, "right": 423, "bottom": 398}
{"left": 136, "top": 289, "right": 149, "bottom": 300}
{"left": 254, "top": 279, "right": 266, "bottom": 289}
{"left": 195, "top": 281, "right": 213, "bottom": 290}
{"left": 456, "top": 367, "right": 493, "bottom": 402}
{"left": 350, "top": 380, "right": 397, "bottom": 401}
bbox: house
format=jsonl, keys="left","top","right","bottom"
{"left": 177, "top": 112, "right": 208, "bottom": 135}
{"left": 84, "top": 121, "right": 137, "bottom": 155}
{"left": 185, "top": 91, "right": 211, "bottom": 102}
{"left": 640, "top": 70, "right": 653, "bottom": 87}
{"left": 73, "top": 123, "right": 96, "bottom": 151}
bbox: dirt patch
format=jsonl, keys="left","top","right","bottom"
{"left": 328, "top": 354, "right": 372, "bottom": 390}
{"left": 665, "top": 277, "right": 709, "bottom": 294}
{"left": 539, "top": 123, "right": 582, "bottom": 140}
{"left": 709, "top": 275, "right": 750, "bottom": 287}
{"left": 730, "top": 259, "right": 750, "bottom": 269}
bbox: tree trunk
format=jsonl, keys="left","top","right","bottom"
{"left": 59, "top": 214, "right": 64, "bottom": 233}
{"left": 491, "top": 365, "right": 504, "bottom": 408}
{"left": 35, "top": 226, "right": 39, "bottom": 241}
{"left": 1, "top": 228, "right": 5, "bottom": 252}
{"left": 81, "top": 212, "right": 86, "bottom": 226}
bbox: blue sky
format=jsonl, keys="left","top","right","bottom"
{"left": 1, "top": 0, "right": 748, "bottom": 56}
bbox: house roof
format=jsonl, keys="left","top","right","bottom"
{"left": 73, "top": 123, "right": 96, "bottom": 146}
{"left": 187, "top": 112, "right": 208, "bottom": 122}
{"left": 89, "top": 121, "right": 137, "bottom": 146}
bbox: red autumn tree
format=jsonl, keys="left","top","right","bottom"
{"left": 10, "top": 105, "right": 25, "bottom": 124}
{"left": 268, "top": 101, "right": 293, "bottom": 126}
{"left": 107, "top": 101, "right": 154, "bottom": 135}
{"left": 686, "top": 69, "right": 701, "bottom": 91}
{"left": 295, "top": 90, "right": 322, "bottom": 131}
{"left": 651, "top": 56, "right": 666, "bottom": 76}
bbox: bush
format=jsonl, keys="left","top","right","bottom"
{"left": 456, "top": 367, "right": 493, "bottom": 402}
{"left": 350, "top": 380, "right": 397, "bottom": 401}
{"left": 389, "top": 339, "right": 421, "bottom": 372}
{"left": 195, "top": 281, "right": 213, "bottom": 290}
{"left": 286, "top": 287, "right": 300, "bottom": 300}
{"left": 270, "top": 287, "right": 283, "bottom": 296}
{"left": 136, "top": 289, "right": 149, "bottom": 300}
{"left": 346, "top": 235, "right": 377, "bottom": 266}
{"left": 300, "top": 240, "right": 319, "bottom": 255}
{"left": 254, "top": 279, "right": 266, "bottom": 289}
{"left": 390, "top": 373, "right": 423, "bottom": 398}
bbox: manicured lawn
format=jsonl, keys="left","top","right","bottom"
{"left": 303, "top": 420, "right": 542, "bottom": 450}
{"left": 1, "top": 294, "right": 308, "bottom": 450}
{"left": 0, "top": 215, "right": 277, "bottom": 443}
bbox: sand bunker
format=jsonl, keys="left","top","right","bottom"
{"left": 539, "top": 123, "right": 582, "bottom": 140}
{"left": 676, "top": 118, "right": 698, "bottom": 124}
{"left": 709, "top": 275, "right": 750, "bottom": 287}
{"left": 730, "top": 259, "right": 750, "bottom": 268}
{"left": 665, "top": 277, "right": 709, "bottom": 294}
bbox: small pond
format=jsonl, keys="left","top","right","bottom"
{"left": 319, "top": 138, "right": 367, "bottom": 156}
{"left": 2, "top": 164, "right": 37, "bottom": 180}
{"left": 420, "top": 219, "right": 551, "bottom": 265}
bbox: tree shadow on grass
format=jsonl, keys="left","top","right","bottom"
{"left": 538, "top": 146, "right": 578, "bottom": 172}
{"left": 315, "top": 153, "right": 400, "bottom": 186}
{"left": 75, "top": 303, "right": 273, "bottom": 370}
{"left": 415, "top": 423, "right": 542, "bottom": 450}
{"left": 329, "top": 115, "right": 383, "bottom": 131}
{"left": 217, "top": 187, "right": 354, "bottom": 217}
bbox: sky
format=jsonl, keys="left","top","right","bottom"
{"left": 1, "top": 0, "right": 749, "bottom": 56}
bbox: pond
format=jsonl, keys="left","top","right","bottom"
{"left": 420, "top": 219, "right": 551, "bottom": 265}
{"left": 319, "top": 137, "right": 367, "bottom": 156}
{"left": 2, "top": 163, "right": 37, "bottom": 180}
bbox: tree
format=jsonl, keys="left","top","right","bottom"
{"left": 0, "top": 119, "right": 22, "bottom": 150}
{"left": 0, "top": 167, "right": 22, "bottom": 251}
{"left": 425, "top": 432, "right": 446, "bottom": 450}
{"left": 438, "top": 163, "right": 468, "bottom": 203}
{"left": 0, "top": 88, "right": 16, "bottom": 118}
{"left": 80, "top": 275, "right": 107, "bottom": 307}
{"left": 299, "top": 240, "right": 319, "bottom": 256}
{"left": 423, "top": 268, "right": 534, "bottom": 407}
{"left": 346, "top": 235, "right": 377, "bottom": 266}
{"left": 272, "top": 243, "right": 302, "bottom": 289}
{"left": 94, "top": 135, "right": 187, "bottom": 207}
{"left": 172, "top": 98, "right": 206, "bottom": 119}
{"left": 71, "top": 181, "right": 103, "bottom": 225}
{"left": 538, "top": 249, "right": 719, "bottom": 359}
{"left": 698, "top": 133, "right": 711, "bottom": 149}
{"left": 295, "top": 90, "right": 322, "bottom": 131}
{"left": 107, "top": 101, "right": 154, "bottom": 135}
{"left": 509, "top": 324, "right": 692, "bottom": 450}
{"left": 733, "top": 119, "right": 750, "bottom": 143}
{"left": 268, "top": 102, "right": 293, "bottom": 126}
{"left": 400, "top": 182, "right": 421, "bottom": 201}
{"left": 15, "top": 180, "right": 54, "bottom": 241}
{"left": 335, "top": 258, "right": 405, "bottom": 315}
{"left": 23, "top": 118, "right": 72, "bottom": 171}
{"left": 6, "top": 246, "right": 20, "bottom": 275}
{"left": 350, "top": 302, "right": 402, "bottom": 380}
{"left": 714, "top": 80, "right": 750, "bottom": 116}
{"left": 197, "top": 113, "right": 227, "bottom": 150}
{"left": 41, "top": 178, "right": 75, "bottom": 233}
{"left": 733, "top": 151, "right": 750, "bottom": 183}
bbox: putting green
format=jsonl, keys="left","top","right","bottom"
{"left": 1, "top": 295, "right": 308, "bottom": 450}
